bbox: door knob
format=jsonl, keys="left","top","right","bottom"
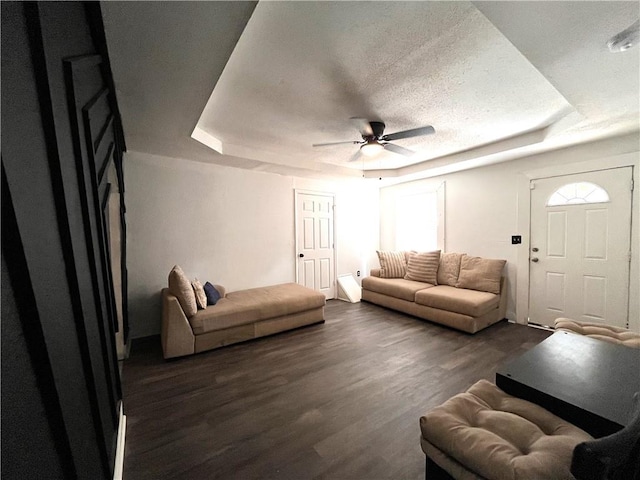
{"left": 299, "top": 253, "right": 304, "bottom": 258}
{"left": 532, "top": 247, "right": 539, "bottom": 252}
{"left": 531, "top": 257, "right": 539, "bottom": 263}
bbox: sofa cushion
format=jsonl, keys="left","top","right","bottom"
{"left": 420, "top": 380, "right": 592, "bottom": 480}
{"left": 168, "top": 265, "right": 197, "bottom": 318}
{"left": 376, "top": 250, "right": 407, "bottom": 278}
{"left": 456, "top": 255, "right": 506, "bottom": 294}
{"left": 362, "top": 276, "right": 433, "bottom": 302}
{"left": 437, "top": 252, "right": 463, "bottom": 287}
{"left": 415, "top": 285, "right": 499, "bottom": 317}
{"left": 405, "top": 250, "right": 441, "bottom": 284}
{"left": 189, "top": 283, "right": 326, "bottom": 334}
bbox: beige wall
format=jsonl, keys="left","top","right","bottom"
{"left": 125, "top": 151, "right": 378, "bottom": 338}
{"left": 380, "top": 134, "right": 639, "bottom": 331}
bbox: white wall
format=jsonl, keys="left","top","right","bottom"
{"left": 381, "top": 164, "right": 523, "bottom": 320}
{"left": 379, "top": 134, "right": 640, "bottom": 331}
{"left": 125, "top": 134, "right": 638, "bottom": 338}
{"left": 125, "top": 151, "right": 378, "bottom": 338}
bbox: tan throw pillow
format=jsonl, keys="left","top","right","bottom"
{"left": 376, "top": 251, "right": 408, "bottom": 278}
{"left": 456, "top": 255, "right": 506, "bottom": 294}
{"left": 404, "top": 250, "right": 417, "bottom": 263}
{"left": 192, "top": 278, "right": 207, "bottom": 310}
{"left": 404, "top": 250, "right": 441, "bottom": 284}
{"left": 437, "top": 252, "right": 463, "bottom": 286}
{"left": 168, "top": 265, "right": 197, "bottom": 317}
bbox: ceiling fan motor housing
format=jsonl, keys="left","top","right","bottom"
{"left": 368, "top": 121, "right": 386, "bottom": 139}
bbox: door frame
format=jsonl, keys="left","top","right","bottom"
{"left": 293, "top": 189, "right": 337, "bottom": 299}
{"left": 515, "top": 153, "right": 638, "bottom": 331}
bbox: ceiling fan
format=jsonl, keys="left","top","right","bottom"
{"left": 312, "top": 118, "right": 435, "bottom": 162}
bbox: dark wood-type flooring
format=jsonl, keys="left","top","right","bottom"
{"left": 122, "top": 300, "right": 551, "bottom": 479}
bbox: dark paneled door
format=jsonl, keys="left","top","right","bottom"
{"left": 1, "top": 2, "right": 126, "bottom": 478}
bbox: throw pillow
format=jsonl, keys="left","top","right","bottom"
{"left": 404, "top": 250, "right": 441, "bottom": 284}
{"left": 168, "top": 265, "right": 197, "bottom": 317}
{"left": 437, "top": 252, "right": 463, "bottom": 286}
{"left": 456, "top": 255, "right": 506, "bottom": 294}
{"left": 204, "top": 281, "right": 221, "bottom": 305}
{"left": 191, "top": 278, "right": 207, "bottom": 310}
{"left": 376, "top": 250, "right": 408, "bottom": 278}
{"left": 404, "top": 250, "right": 417, "bottom": 264}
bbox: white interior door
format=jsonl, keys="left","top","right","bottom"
{"left": 295, "top": 192, "right": 335, "bottom": 299}
{"left": 529, "top": 168, "right": 632, "bottom": 328}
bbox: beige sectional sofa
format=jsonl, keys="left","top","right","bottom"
{"left": 161, "top": 266, "right": 326, "bottom": 359}
{"left": 362, "top": 251, "right": 507, "bottom": 333}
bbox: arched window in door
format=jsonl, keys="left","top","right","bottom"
{"left": 546, "top": 182, "right": 610, "bottom": 206}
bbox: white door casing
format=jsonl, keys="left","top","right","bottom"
{"left": 529, "top": 167, "right": 632, "bottom": 327}
{"left": 295, "top": 191, "right": 336, "bottom": 299}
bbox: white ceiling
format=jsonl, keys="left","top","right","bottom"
{"left": 102, "top": 1, "right": 640, "bottom": 180}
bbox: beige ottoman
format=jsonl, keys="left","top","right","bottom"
{"left": 419, "top": 380, "right": 593, "bottom": 480}
{"left": 555, "top": 318, "right": 640, "bottom": 348}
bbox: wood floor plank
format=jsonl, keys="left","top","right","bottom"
{"left": 122, "top": 300, "right": 550, "bottom": 479}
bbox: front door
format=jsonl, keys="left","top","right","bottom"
{"left": 295, "top": 191, "right": 335, "bottom": 299}
{"left": 529, "top": 167, "right": 633, "bottom": 327}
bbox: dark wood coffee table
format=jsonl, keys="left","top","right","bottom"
{"left": 496, "top": 330, "right": 640, "bottom": 438}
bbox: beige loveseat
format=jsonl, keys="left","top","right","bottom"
{"left": 161, "top": 266, "right": 326, "bottom": 359}
{"left": 362, "top": 251, "right": 507, "bottom": 333}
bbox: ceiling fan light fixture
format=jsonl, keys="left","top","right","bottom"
{"left": 360, "top": 141, "right": 384, "bottom": 157}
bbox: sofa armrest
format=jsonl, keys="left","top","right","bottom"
{"left": 498, "top": 276, "right": 507, "bottom": 319}
{"left": 370, "top": 269, "right": 381, "bottom": 277}
{"left": 161, "top": 288, "right": 195, "bottom": 359}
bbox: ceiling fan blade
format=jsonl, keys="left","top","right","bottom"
{"left": 349, "top": 117, "right": 374, "bottom": 136}
{"left": 348, "top": 149, "right": 364, "bottom": 163}
{"left": 312, "top": 140, "right": 360, "bottom": 147}
{"left": 383, "top": 143, "right": 415, "bottom": 157}
{"left": 382, "top": 125, "right": 435, "bottom": 141}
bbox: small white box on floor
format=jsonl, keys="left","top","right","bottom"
{"left": 337, "top": 274, "right": 361, "bottom": 303}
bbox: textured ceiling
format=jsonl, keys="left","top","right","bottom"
{"left": 102, "top": 1, "right": 640, "bottom": 179}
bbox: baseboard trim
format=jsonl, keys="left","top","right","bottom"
{"left": 113, "top": 403, "right": 126, "bottom": 480}
{"left": 527, "top": 322, "right": 554, "bottom": 332}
